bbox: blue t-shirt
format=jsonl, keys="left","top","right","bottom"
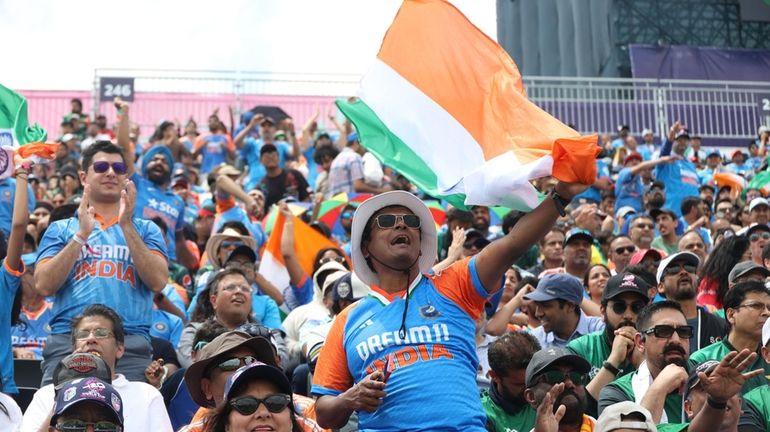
{"left": 312, "top": 257, "right": 493, "bottom": 431}
{"left": 241, "top": 138, "right": 291, "bottom": 191}
{"left": 614, "top": 168, "right": 644, "bottom": 213}
{"left": 725, "top": 162, "right": 752, "bottom": 178}
{"left": 574, "top": 159, "right": 609, "bottom": 204}
{"left": 11, "top": 302, "right": 53, "bottom": 360}
{"left": 0, "top": 260, "right": 23, "bottom": 394}
{"left": 37, "top": 217, "right": 168, "bottom": 337}
{"left": 198, "top": 134, "right": 231, "bottom": 174}
{"left": 655, "top": 139, "right": 700, "bottom": 217}
{"left": 0, "top": 178, "right": 35, "bottom": 237}
{"left": 131, "top": 174, "right": 185, "bottom": 261}
{"left": 698, "top": 167, "right": 718, "bottom": 186}
{"left": 303, "top": 145, "right": 320, "bottom": 190}
{"left": 150, "top": 309, "right": 184, "bottom": 347}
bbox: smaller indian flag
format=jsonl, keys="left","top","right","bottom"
{"left": 338, "top": 0, "right": 598, "bottom": 211}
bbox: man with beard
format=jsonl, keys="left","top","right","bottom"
{"left": 609, "top": 236, "right": 636, "bottom": 274}
{"left": 688, "top": 281, "right": 770, "bottom": 394}
{"left": 628, "top": 215, "right": 655, "bottom": 250}
{"left": 524, "top": 347, "right": 594, "bottom": 431}
{"left": 563, "top": 228, "right": 593, "bottom": 279}
{"left": 116, "top": 100, "right": 197, "bottom": 270}
{"left": 525, "top": 274, "right": 605, "bottom": 349}
{"left": 471, "top": 205, "right": 502, "bottom": 240}
{"left": 598, "top": 301, "right": 692, "bottom": 424}
{"left": 651, "top": 208, "right": 680, "bottom": 255}
{"left": 656, "top": 252, "right": 727, "bottom": 352}
{"left": 655, "top": 122, "right": 700, "bottom": 218}
{"left": 744, "top": 223, "right": 770, "bottom": 267}
{"left": 643, "top": 181, "right": 666, "bottom": 213}
{"left": 567, "top": 272, "right": 649, "bottom": 412}
{"left": 481, "top": 332, "right": 541, "bottom": 432}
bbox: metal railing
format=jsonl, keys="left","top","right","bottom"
{"left": 20, "top": 69, "right": 770, "bottom": 145}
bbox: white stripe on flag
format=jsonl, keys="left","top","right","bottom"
{"left": 258, "top": 251, "right": 291, "bottom": 292}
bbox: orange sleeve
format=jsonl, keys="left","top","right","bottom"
{"left": 225, "top": 134, "right": 235, "bottom": 152}
{"left": 192, "top": 136, "right": 206, "bottom": 152}
{"left": 432, "top": 256, "right": 488, "bottom": 320}
{"left": 4, "top": 258, "right": 25, "bottom": 277}
{"left": 312, "top": 304, "right": 356, "bottom": 394}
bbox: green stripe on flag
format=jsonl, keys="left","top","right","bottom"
{"left": 336, "top": 98, "right": 468, "bottom": 209}
{"left": 0, "top": 84, "right": 47, "bottom": 146}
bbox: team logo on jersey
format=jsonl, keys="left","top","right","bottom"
{"left": 154, "top": 322, "right": 167, "bottom": 332}
{"left": 419, "top": 304, "right": 440, "bottom": 319}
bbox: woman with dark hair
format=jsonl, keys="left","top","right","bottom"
{"left": 203, "top": 362, "right": 306, "bottom": 432}
{"left": 583, "top": 263, "right": 611, "bottom": 306}
{"left": 697, "top": 234, "right": 751, "bottom": 312}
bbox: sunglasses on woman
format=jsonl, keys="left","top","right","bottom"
{"left": 230, "top": 394, "right": 292, "bottom": 415}
{"left": 374, "top": 214, "right": 421, "bottom": 229}
{"left": 91, "top": 161, "right": 128, "bottom": 175}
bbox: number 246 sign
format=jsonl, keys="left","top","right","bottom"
{"left": 759, "top": 93, "right": 770, "bottom": 114}
{"left": 99, "top": 77, "right": 135, "bottom": 102}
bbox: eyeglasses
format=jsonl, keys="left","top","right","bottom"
{"left": 221, "top": 240, "right": 244, "bottom": 249}
{"left": 749, "top": 232, "right": 770, "bottom": 242}
{"left": 374, "top": 214, "right": 421, "bottom": 229}
{"left": 734, "top": 301, "right": 770, "bottom": 313}
{"left": 55, "top": 420, "right": 121, "bottom": 432}
{"left": 91, "top": 161, "right": 128, "bottom": 175}
{"left": 614, "top": 246, "right": 636, "bottom": 255}
{"left": 230, "top": 394, "right": 292, "bottom": 415}
{"left": 74, "top": 328, "right": 114, "bottom": 340}
{"left": 216, "top": 355, "right": 258, "bottom": 372}
{"left": 610, "top": 300, "right": 647, "bottom": 315}
{"left": 662, "top": 264, "right": 697, "bottom": 276}
{"left": 538, "top": 371, "right": 588, "bottom": 386}
{"left": 219, "top": 283, "right": 253, "bottom": 294}
{"left": 716, "top": 207, "right": 733, "bottom": 214}
{"left": 643, "top": 324, "right": 694, "bottom": 339}
{"left": 633, "top": 223, "right": 654, "bottom": 230}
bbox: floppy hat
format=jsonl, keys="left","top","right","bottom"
{"left": 596, "top": 401, "right": 656, "bottom": 432}
{"left": 351, "top": 191, "right": 437, "bottom": 286}
{"left": 206, "top": 227, "right": 257, "bottom": 269}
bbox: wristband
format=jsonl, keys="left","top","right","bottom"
{"left": 706, "top": 397, "right": 727, "bottom": 410}
{"left": 602, "top": 361, "right": 620, "bottom": 376}
{"left": 549, "top": 189, "right": 571, "bottom": 217}
{"left": 73, "top": 233, "right": 87, "bottom": 246}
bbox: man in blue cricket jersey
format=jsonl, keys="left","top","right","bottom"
{"left": 312, "top": 177, "right": 589, "bottom": 431}
{"left": 115, "top": 99, "right": 198, "bottom": 271}
{"left": 655, "top": 121, "right": 700, "bottom": 218}
{"left": 35, "top": 141, "right": 169, "bottom": 385}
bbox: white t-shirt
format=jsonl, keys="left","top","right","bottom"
{"left": 21, "top": 374, "right": 172, "bottom": 432}
{"left": 0, "top": 392, "right": 22, "bottom": 432}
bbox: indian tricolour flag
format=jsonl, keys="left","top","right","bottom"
{"left": 0, "top": 83, "right": 59, "bottom": 177}
{"left": 337, "top": 0, "right": 599, "bottom": 211}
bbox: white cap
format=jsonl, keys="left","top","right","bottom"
{"left": 641, "top": 128, "right": 653, "bottom": 137}
{"left": 60, "top": 133, "right": 75, "bottom": 142}
{"left": 749, "top": 197, "right": 770, "bottom": 212}
{"left": 617, "top": 206, "right": 637, "bottom": 220}
{"left": 596, "top": 401, "right": 656, "bottom": 432}
{"left": 763, "top": 317, "right": 770, "bottom": 347}
{"left": 759, "top": 125, "right": 770, "bottom": 136}
{"left": 656, "top": 251, "right": 700, "bottom": 283}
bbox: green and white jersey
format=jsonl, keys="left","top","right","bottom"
{"left": 481, "top": 390, "right": 537, "bottom": 432}
{"left": 566, "top": 331, "right": 635, "bottom": 379}
{"left": 740, "top": 385, "right": 770, "bottom": 431}
{"left": 598, "top": 370, "right": 685, "bottom": 423}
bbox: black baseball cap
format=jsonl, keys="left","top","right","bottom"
{"left": 525, "top": 347, "right": 591, "bottom": 388}
{"left": 225, "top": 245, "right": 258, "bottom": 265}
{"left": 683, "top": 360, "right": 719, "bottom": 400}
{"left": 259, "top": 143, "right": 278, "bottom": 157}
{"left": 564, "top": 228, "right": 593, "bottom": 247}
{"left": 53, "top": 353, "right": 112, "bottom": 391}
{"left": 602, "top": 272, "right": 650, "bottom": 303}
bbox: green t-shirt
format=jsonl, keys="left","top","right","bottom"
{"left": 688, "top": 339, "right": 770, "bottom": 394}
{"left": 657, "top": 424, "right": 689, "bottom": 432}
{"left": 600, "top": 371, "right": 686, "bottom": 423}
{"left": 480, "top": 390, "right": 537, "bottom": 432}
{"left": 566, "top": 331, "right": 635, "bottom": 379}
{"left": 651, "top": 236, "right": 679, "bottom": 255}
{"left": 741, "top": 385, "right": 770, "bottom": 430}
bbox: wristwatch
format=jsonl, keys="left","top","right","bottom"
{"left": 602, "top": 361, "right": 620, "bottom": 376}
{"left": 549, "top": 189, "right": 571, "bottom": 217}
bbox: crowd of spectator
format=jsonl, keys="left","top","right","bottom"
{"left": 0, "top": 96, "right": 770, "bottom": 432}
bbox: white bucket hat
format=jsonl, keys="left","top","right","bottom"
{"left": 351, "top": 191, "right": 437, "bottom": 286}
{"left": 206, "top": 227, "right": 257, "bottom": 269}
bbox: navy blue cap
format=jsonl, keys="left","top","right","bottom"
{"left": 523, "top": 273, "right": 584, "bottom": 305}
{"left": 52, "top": 378, "right": 123, "bottom": 426}
{"left": 564, "top": 228, "right": 593, "bottom": 246}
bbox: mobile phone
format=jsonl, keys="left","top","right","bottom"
{"left": 382, "top": 353, "right": 395, "bottom": 383}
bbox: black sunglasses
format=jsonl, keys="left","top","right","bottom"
{"left": 91, "top": 161, "right": 128, "bottom": 175}
{"left": 215, "top": 355, "right": 258, "bottom": 372}
{"left": 538, "top": 371, "right": 588, "bottom": 386}
{"left": 643, "top": 324, "right": 694, "bottom": 339}
{"left": 662, "top": 264, "right": 697, "bottom": 276}
{"left": 614, "top": 246, "right": 636, "bottom": 255}
{"left": 611, "top": 300, "right": 647, "bottom": 315}
{"left": 55, "top": 420, "right": 121, "bottom": 432}
{"left": 749, "top": 232, "right": 770, "bottom": 242}
{"left": 230, "top": 394, "right": 292, "bottom": 415}
{"left": 375, "top": 214, "right": 421, "bottom": 229}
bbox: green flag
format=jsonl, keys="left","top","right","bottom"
{"left": 0, "top": 83, "right": 47, "bottom": 147}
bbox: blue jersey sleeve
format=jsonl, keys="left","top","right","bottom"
{"left": 659, "top": 138, "right": 673, "bottom": 157}
{"left": 138, "top": 219, "right": 169, "bottom": 259}
{"left": 260, "top": 297, "right": 282, "bottom": 330}
{"left": 37, "top": 220, "right": 70, "bottom": 262}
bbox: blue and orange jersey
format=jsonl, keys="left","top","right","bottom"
{"left": 193, "top": 133, "right": 234, "bottom": 174}
{"left": 0, "top": 259, "right": 24, "bottom": 394}
{"left": 37, "top": 215, "right": 168, "bottom": 337}
{"left": 11, "top": 301, "right": 53, "bottom": 359}
{"left": 312, "top": 256, "right": 492, "bottom": 431}
{"left": 131, "top": 174, "right": 186, "bottom": 261}
{"left": 0, "top": 178, "right": 35, "bottom": 237}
